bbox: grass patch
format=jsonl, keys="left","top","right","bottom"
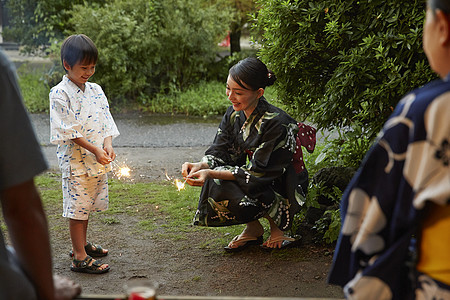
{"left": 101, "top": 217, "right": 121, "bottom": 225}
{"left": 16, "top": 63, "right": 51, "bottom": 113}
{"left": 35, "top": 174, "right": 244, "bottom": 247}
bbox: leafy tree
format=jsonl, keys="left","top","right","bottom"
{"left": 252, "top": 0, "right": 436, "bottom": 144}
{"left": 252, "top": 0, "right": 438, "bottom": 244}
{"left": 65, "top": 0, "right": 231, "bottom": 102}
{"left": 3, "top": 0, "right": 102, "bottom": 53}
{"left": 228, "top": 0, "right": 257, "bottom": 54}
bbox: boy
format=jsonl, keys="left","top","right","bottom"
{"left": 50, "top": 34, "right": 119, "bottom": 274}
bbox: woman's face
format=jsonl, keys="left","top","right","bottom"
{"left": 226, "top": 75, "right": 263, "bottom": 117}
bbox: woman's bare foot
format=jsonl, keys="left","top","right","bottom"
{"left": 262, "top": 215, "right": 285, "bottom": 249}
{"left": 227, "top": 220, "right": 264, "bottom": 248}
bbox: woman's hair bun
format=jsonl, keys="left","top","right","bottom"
{"left": 229, "top": 57, "right": 277, "bottom": 90}
{"left": 266, "top": 70, "right": 277, "bottom": 87}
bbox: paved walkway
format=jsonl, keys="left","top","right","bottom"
{"left": 30, "top": 114, "right": 218, "bottom": 179}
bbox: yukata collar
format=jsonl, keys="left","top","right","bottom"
{"left": 445, "top": 72, "right": 450, "bottom": 81}
{"left": 245, "top": 96, "right": 269, "bottom": 119}
{"left": 63, "top": 75, "right": 86, "bottom": 92}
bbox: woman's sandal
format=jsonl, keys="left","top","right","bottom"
{"left": 69, "top": 241, "right": 108, "bottom": 258}
{"left": 71, "top": 255, "right": 110, "bottom": 274}
{"left": 260, "top": 235, "right": 302, "bottom": 251}
{"left": 224, "top": 235, "right": 263, "bottom": 252}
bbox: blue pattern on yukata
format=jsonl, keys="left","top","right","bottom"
{"left": 328, "top": 78, "right": 450, "bottom": 300}
{"left": 62, "top": 174, "right": 109, "bottom": 220}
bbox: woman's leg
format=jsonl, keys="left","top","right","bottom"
{"left": 227, "top": 220, "right": 265, "bottom": 248}
{"left": 263, "top": 215, "right": 285, "bottom": 248}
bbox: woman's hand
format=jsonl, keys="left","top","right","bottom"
{"left": 181, "top": 162, "right": 207, "bottom": 178}
{"left": 185, "top": 169, "right": 210, "bottom": 186}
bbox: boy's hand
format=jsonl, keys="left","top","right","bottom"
{"left": 104, "top": 145, "right": 116, "bottom": 161}
{"left": 93, "top": 147, "right": 112, "bottom": 165}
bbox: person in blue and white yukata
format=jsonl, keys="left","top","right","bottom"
{"left": 328, "top": 0, "right": 450, "bottom": 299}
{"left": 50, "top": 34, "right": 119, "bottom": 274}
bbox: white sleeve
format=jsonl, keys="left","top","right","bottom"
{"left": 49, "top": 88, "right": 84, "bottom": 144}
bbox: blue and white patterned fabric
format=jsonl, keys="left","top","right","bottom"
{"left": 328, "top": 77, "right": 450, "bottom": 299}
{"left": 50, "top": 75, "right": 119, "bottom": 178}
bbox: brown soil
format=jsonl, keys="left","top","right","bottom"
{"left": 46, "top": 146, "right": 344, "bottom": 299}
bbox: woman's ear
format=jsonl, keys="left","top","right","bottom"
{"left": 257, "top": 88, "right": 265, "bottom": 98}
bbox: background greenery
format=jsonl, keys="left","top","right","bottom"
{"left": 8, "top": 0, "right": 436, "bottom": 244}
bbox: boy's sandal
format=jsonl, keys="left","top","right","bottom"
{"left": 69, "top": 241, "right": 108, "bottom": 258}
{"left": 71, "top": 255, "right": 110, "bottom": 274}
{"left": 260, "top": 235, "right": 302, "bottom": 251}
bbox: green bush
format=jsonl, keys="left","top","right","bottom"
{"left": 4, "top": 0, "right": 104, "bottom": 53}
{"left": 16, "top": 64, "right": 50, "bottom": 113}
{"left": 252, "top": 0, "right": 436, "bottom": 158}
{"left": 64, "top": 0, "right": 232, "bottom": 104}
{"left": 141, "top": 81, "right": 228, "bottom": 117}
{"left": 139, "top": 79, "right": 279, "bottom": 117}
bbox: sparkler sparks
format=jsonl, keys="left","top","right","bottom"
{"left": 174, "top": 178, "right": 187, "bottom": 191}
{"left": 112, "top": 160, "right": 132, "bottom": 180}
{"left": 165, "top": 171, "right": 187, "bottom": 191}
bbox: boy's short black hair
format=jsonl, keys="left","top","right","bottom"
{"left": 61, "top": 34, "right": 98, "bottom": 72}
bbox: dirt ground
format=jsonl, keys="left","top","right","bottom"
{"left": 45, "top": 146, "right": 344, "bottom": 299}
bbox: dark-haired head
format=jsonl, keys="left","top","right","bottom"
{"left": 429, "top": 0, "right": 450, "bottom": 14}
{"left": 229, "top": 57, "right": 276, "bottom": 91}
{"left": 61, "top": 34, "right": 98, "bottom": 72}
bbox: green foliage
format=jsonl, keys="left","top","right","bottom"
{"left": 4, "top": 0, "right": 103, "bottom": 53}
{"left": 314, "top": 208, "right": 341, "bottom": 244}
{"left": 16, "top": 64, "right": 51, "bottom": 113}
{"left": 252, "top": 0, "right": 436, "bottom": 156}
{"left": 304, "top": 181, "right": 342, "bottom": 244}
{"left": 141, "top": 81, "right": 229, "bottom": 117}
{"left": 315, "top": 121, "right": 373, "bottom": 168}
{"left": 139, "top": 79, "right": 278, "bottom": 117}
{"left": 297, "top": 142, "right": 345, "bottom": 244}
{"left": 64, "top": 0, "right": 232, "bottom": 104}
{"left": 208, "top": 49, "right": 259, "bottom": 83}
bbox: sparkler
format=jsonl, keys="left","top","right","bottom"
{"left": 165, "top": 171, "right": 187, "bottom": 191}
{"left": 111, "top": 160, "right": 132, "bottom": 180}
{"left": 174, "top": 178, "right": 187, "bottom": 191}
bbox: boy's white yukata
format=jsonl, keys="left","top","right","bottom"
{"left": 50, "top": 75, "right": 119, "bottom": 220}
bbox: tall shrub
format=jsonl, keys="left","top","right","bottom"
{"left": 67, "top": 0, "right": 232, "bottom": 102}
{"left": 252, "top": 0, "right": 436, "bottom": 142}
{"left": 4, "top": 0, "right": 104, "bottom": 52}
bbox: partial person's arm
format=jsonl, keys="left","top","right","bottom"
{"left": 1, "top": 179, "right": 80, "bottom": 300}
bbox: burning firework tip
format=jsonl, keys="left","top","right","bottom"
{"left": 112, "top": 160, "right": 132, "bottom": 180}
